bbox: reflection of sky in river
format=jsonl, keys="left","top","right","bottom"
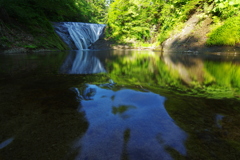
{"left": 0, "top": 137, "right": 14, "bottom": 149}
{"left": 60, "top": 51, "right": 106, "bottom": 74}
{"left": 72, "top": 84, "right": 187, "bottom": 160}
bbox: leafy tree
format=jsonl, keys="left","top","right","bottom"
{"left": 107, "top": 0, "right": 240, "bottom": 46}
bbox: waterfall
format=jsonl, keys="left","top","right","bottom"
{"left": 53, "top": 22, "right": 106, "bottom": 50}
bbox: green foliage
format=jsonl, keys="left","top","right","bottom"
{"left": 23, "top": 44, "right": 37, "bottom": 49}
{"left": 107, "top": 0, "right": 160, "bottom": 43}
{"left": 211, "top": 0, "right": 240, "bottom": 19}
{"left": 0, "top": 0, "right": 107, "bottom": 50}
{"left": 0, "top": 0, "right": 93, "bottom": 24}
{"left": 107, "top": 0, "right": 240, "bottom": 47}
{"left": 157, "top": 0, "right": 201, "bottom": 43}
{"left": 207, "top": 15, "right": 240, "bottom": 45}
{"left": 107, "top": 0, "right": 202, "bottom": 44}
{"left": 89, "top": 0, "right": 109, "bottom": 23}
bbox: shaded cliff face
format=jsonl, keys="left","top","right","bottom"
{"left": 0, "top": 20, "right": 34, "bottom": 53}
{"left": 162, "top": 13, "right": 240, "bottom": 53}
{"left": 0, "top": 19, "right": 68, "bottom": 54}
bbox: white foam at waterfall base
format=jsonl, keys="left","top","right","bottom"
{"left": 53, "top": 22, "right": 105, "bottom": 50}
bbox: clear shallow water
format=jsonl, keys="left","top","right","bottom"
{"left": 1, "top": 50, "right": 240, "bottom": 160}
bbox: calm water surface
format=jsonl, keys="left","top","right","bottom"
{"left": 1, "top": 50, "right": 240, "bottom": 160}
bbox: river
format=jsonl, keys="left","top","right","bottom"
{"left": 1, "top": 49, "right": 240, "bottom": 160}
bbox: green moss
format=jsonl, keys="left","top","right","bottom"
{"left": 207, "top": 15, "right": 240, "bottom": 46}
{"left": 23, "top": 44, "right": 37, "bottom": 49}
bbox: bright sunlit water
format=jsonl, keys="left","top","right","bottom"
{"left": 1, "top": 50, "right": 240, "bottom": 160}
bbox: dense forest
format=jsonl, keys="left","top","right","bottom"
{"left": 107, "top": 0, "right": 240, "bottom": 47}
{"left": 0, "top": 0, "right": 239, "bottom": 51}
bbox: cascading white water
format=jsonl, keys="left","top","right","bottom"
{"left": 53, "top": 22, "right": 105, "bottom": 50}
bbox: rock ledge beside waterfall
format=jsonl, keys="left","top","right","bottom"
{"left": 162, "top": 13, "right": 240, "bottom": 53}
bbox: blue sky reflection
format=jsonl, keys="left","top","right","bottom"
{"left": 73, "top": 84, "right": 187, "bottom": 160}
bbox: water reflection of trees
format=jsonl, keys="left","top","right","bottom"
{"left": 107, "top": 51, "right": 240, "bottom": 98}
{"left": 165, "top": 94, "right": 240, "bottom": 160}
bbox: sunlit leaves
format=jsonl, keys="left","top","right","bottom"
{"left": 212, "top": 0, "right": 240, "bottom": 18}
{"left": 107, "top": 0, "right": 239, "bottom": 46}
{"left": 207, "top": 15, "right": 240, "bottom": 45}
{"left": 107, "top": 0, "right": 202, "bottom": 44}
{"left": 107, "top": 0, "right": 162, "bottom": 42}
